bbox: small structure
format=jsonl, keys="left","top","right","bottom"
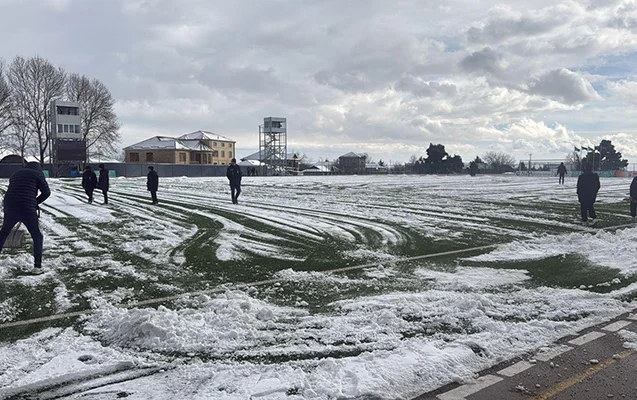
{"left": 301, "top": 165, "right": 331, "bottom": 175}
{"left": 365, "top": 162, "right": 387, "bottom": 174}
{"left": 124, "top": 131, "right": 236, "bottom": 165}
{"left": 338, "top": 152, "right": 366, "bottom": 174}
{"left": 0, "top": 154, "right": 26, "bottom": 164}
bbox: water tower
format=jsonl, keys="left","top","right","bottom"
{"left": 259, "top": 117, "right": 287, "bottom": 175}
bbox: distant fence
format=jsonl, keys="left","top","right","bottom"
{"left": 571, "top": 170, "right": 637, "bottom": 178}
{"left": 0, "top": 163, "right": 236, "bottom": 179}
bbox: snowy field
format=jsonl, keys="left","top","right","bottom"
{"left": 2, "top": 174, "right": 637, "bottom": 399}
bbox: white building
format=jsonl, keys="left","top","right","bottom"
{"left": 50, "top": 100, "right": 81, "bottom": 140}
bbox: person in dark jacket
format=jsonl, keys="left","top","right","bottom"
{"left": 557, "top": 162, "right": 567, "bottom": 185}
{"left": 81, "top": 165, "right": 98, "bottom": 204}
{"left": 577, "top": 163, "right": 600, "bottom": 225}
{"left": 147, "top": 166, "right": 159, "bottom": 204}
{"left": 630, "top": 176, "right": 637, "bottom": 223}
{"left": 96, "top": 163, "right": 109, "bottom": 205}
{"left": 226, "top": 158, "right": 242, "bottom": 204}
{"left": 0, "top": 162, "right": 50, "bottom": 273}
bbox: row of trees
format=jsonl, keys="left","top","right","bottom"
{"left": 406, "top": 144, "right": 517, "bottom": 175}
{"left": 406, "top": 139, "right": 629, "bottom": 176}
{"left": 0, "top": 56, "right": 120, "bottom": 165}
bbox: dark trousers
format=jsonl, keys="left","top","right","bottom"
{"left": 559, "top": 174, "right": 565, "bottom": 184}
{"left": 85, "top": 188, "right": 94, "bottom": 204}
{"left": 102, "top": 190, "right": 108, "bottom": 205}
{"left": 150, "top": 191, "right": 158, "bottom": 204}
{"left": 230, "top": 184, "right": 241, "bottom": 204}
{"left": 631, "top": 201, "right": 636, "bottom": 218}
{"left": 0, "top": 211, "right": 43, "bottom": 268}
{"left": 580, "top": 202, "right": 597, "bottom": 222}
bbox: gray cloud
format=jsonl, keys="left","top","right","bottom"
{"left": 394, "top": 76, "right": 458, "bottom": 97}
{"left": 527, "top": 68, "right": 602, "bottom": 104}
{"left": 459, "top": 47, "right": 505, "bottom": 77}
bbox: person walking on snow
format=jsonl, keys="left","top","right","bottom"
{"left": 630, "top": 176, "right": 637, "bottom": 223}
{"left": 0, "top": 162, "right": 50, "bottom": 274}
{"left": 82, "top": 165, "right": 97, "bottom": 204}
{"left": 577, "top": 163, "right": 600, "bottom": 225}
{"left": 96, "top": 163, "right": 110, "bottom": 205}
{"left": 147, "top": 166, "right": 159, "bottom": 205}
{"left": 557, "top": 162, "right": 568, "bottom": 185}
{"left": 227, "top": 158, "right": 242, "bottom": 204}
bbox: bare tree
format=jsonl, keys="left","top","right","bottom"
{"left": 0, "top": 62, "right": 11, "bottom": 135}
{"left": 4, "top": 107, "right": 36, "bottom": 166}
{"left": 66, "top": 74, "right": 121, "bottom": 158}
{"left": 565, "top": 151, "right": 581, "bottom": 171}
{"left": 483, "top": 151, "right": 516, "bottom": 169}
{"left": 8, "top": 56, "right": 66, "bottom": 164}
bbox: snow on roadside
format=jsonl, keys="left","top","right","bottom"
{"left": 66, "top": 285, "right": 628, "bottom": 399}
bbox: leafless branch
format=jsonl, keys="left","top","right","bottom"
{"left": 67, "top": 74, "right": 121, "bottom": 159}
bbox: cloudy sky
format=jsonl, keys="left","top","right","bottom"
{"left": 2, "top": 0, "right": 637, "bottom": 164}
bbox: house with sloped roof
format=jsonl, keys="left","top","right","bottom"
{"left": 124, "top": 131, "right": 236, "bottom": 165}
{"left": 338, "top": 152, "right": 367, "bottom": 174}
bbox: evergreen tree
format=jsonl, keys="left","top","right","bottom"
{"left": 584, "top": 140, "right": 628, "bottom": 170}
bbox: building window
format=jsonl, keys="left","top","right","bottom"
{"left": 57, "top": 124, "right": 63, "bottom": 133}
{"left": 221, "top": 142, "right": 225, "bottom": 147}
{"left": 229, "top": 151, "right": 232, "bottom": 157}
{"left": 75, "top": 125, "right": 80, "bottom": 134}
{"left": 69, "top": 125, "right": 75, "bottom": 133}
{"left": 228, "top": 143, "right": 232, "bottom": 148}
{"left": 179, "top": 153, "right": 186, "bottom": 163}
{"left": 213, "top": 162, "right": 217, "bottom": 165}
{"left": 213, "top": 142, "right": 217, "bottom": 147}
{"left": 213, "top": 150, "right": 219, "bottom": 157}
{"left": 221, "top": 151, "right": 225, "bottom": 157}
{"left": 63, "top": 124, "right": 69, "bottom": 133}
{"left": 146, "top": 152, "right": 154, "bottom": 162}
{"left": 56, "top": 106, "right": 79, "bottom": 116}
{"left": 130, "top": 153, "right": 139, "bottom": 162}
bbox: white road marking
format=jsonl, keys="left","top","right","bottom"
{"left": 602, "top": 320, "right": 632, "bottom": 332}
{"left": 436, "top": 375, "right": 503, "bottom": 400}
{"left": 568, "top": 331, "right": 606, "bottom": 346}
{"left": 534, "top": 345, "right": 573, "bottom": 362}
{"left": 497, "top": 361, "right": 534, "bottom": 377}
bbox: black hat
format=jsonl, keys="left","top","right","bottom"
{"left": 231, "top": 158, "right": 237, "bottom": 163}
{"left": 98, "top": 163, "right": 105, "bottom": 169}
{"left": 85, "top": 165, "right": 92, "bottom": 170}
{"left": 148, "top": 166, "right": 154, "bottom": 170}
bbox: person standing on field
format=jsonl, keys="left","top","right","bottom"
{"left": 226, "top": 158, "right": 242, "bottom": 204}
{"left": 0, "top": 162, "right": 50, "bottom": 274}
{"left": 147, "top": 166, "right": 159, "bottom": 205}
{"left": 577, "top": 163, "right": 600, "bottom": 225}
{"left": 82, "top": 165, "right": 97, "bottom": 204}
{"left": 557, "top": 162, "right": 568, "bottom": 185}
{"left": 97, "top": 163, "right": 110, "bottom": 205}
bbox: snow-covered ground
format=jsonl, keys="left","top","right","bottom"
{"left": 1, "top": 174, "right": 637, "bottom": 399}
